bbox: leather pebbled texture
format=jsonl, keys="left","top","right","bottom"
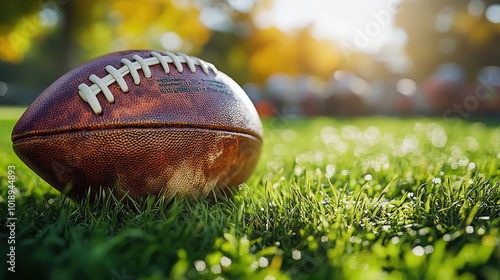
{"left": 12, "top": 50, "right": 263, "bottom": 200}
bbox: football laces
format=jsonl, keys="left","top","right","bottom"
{"left": 78, "top": 51, "right": 217, "bottom": 115}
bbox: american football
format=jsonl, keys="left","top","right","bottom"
{"left": 11, "top": 50, "right": 263, "bottom": 200}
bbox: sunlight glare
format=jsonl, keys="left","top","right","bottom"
{"left": 256, "top": 0, "right": 404, "bottom": 54}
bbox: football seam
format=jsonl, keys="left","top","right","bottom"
{"left": 78, "top": 51, "right": 217, "bottom": 115}
{"left": 12, "top": 125, "right": 263, "bottom": 143}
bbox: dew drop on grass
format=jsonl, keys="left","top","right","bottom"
{"left": 220, "top": 256, "right": 231, "bottom": 267}
{"left": 363, "top": 126, "right": 381, "bottom": 146}
{"left": 466, "top": 226, "right": 474, "bottom": 234}
{"left": 194, "top": 260, "right": 206, "bottom": 272}
{"left": 418, "top": 228, "right": 428, "bottom": 236}
{"left": 325, "top": 165, "right": 336, "bottom": 178}
{"left": 314, "top": 151, "right": 325, "bottom": 163}
{"left": 465, "top": 136, "right": 479, "bottom": 152}
{"left": 458, "top": 157, "right": 469, "bottom": 167}
{"left": 250, "top": 261, "right": 259, "bottom": 269}
{"left": 364, "top": 174, "right": 373, "bottom": 181}
{"left": 443, "top": 234, "right": 451, "bottom": 241}
{"left": 321, "top": 197, "right": 330, "bottom": 205}
{"left": 403, "top": 134, "right": 419, "bottom": 153}
{"left": 211, "top": 264, "right": 221, "bottom": 274}
{"left": 292, "top": 250, "right": 301, "bottom": 260}
{"left": 294, "top": 166, "right": 304, "bottom": 176}
{"left": 315, "top": 168, "right": 322, "bottom": 176}
{"left": 259, "top": 257, "right": 269, "bottom": 267}
{"left": 427, "top": 124, "right": 448, "bottom": 147}
{"left": 350, "top": 236, "right": 362, "bottom": 244}
{"left": 321, "top": 127, "right": 338, "bottom": 142}
{"left": 424, "top": 245, "right": 434, "bottom": 254}
{"left": 412, "top": 246, "right": 425, "bottom": 256}
{"left": 335, "top": 141, "right": 349, "bottom": 154}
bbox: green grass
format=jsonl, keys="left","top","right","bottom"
{"left": 1, "top": 109, "right": 499, "bottom": 280}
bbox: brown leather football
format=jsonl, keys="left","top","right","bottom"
{"left": 12, "top": 50, "right": 263, "bottom": 200}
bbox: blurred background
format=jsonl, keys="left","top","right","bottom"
{"left": 0, "top": 0, "right": 499, "bottom": 117}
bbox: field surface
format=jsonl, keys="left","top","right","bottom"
{"left": 1, "top": 107, "right": 499, "bottom": 280}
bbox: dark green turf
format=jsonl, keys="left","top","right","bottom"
{"left": 1, "top": 109, "right": 499, "bottom": 279}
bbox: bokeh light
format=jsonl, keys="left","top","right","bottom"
{"left": 0, "top": 81, "right": 8, "bottom": 96}
{"left": 161, "top": 32, "right": 183, "bottom": 51}
{"left": 396, "top": 79, "right": 417, "bottom": 96}
{"left": 485, "top": 4, "right": 500, "bottom": 23}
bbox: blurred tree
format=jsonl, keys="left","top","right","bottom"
{"left": 0, "top": 0, "right": 211, "bottom": 68}
{"left": 0, "top": 0, "right": 54, "bottom": 63}
{"left": 0, "top": 0, "right": 211, "bottom": 105}
{"left": 244, "top": 26, "right": 342, "bottom": 83}
{"left": 396, "top": 0, "right": 500, "bottom": 81}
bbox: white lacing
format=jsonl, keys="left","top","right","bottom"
{"left": 78, "top": 51, "right": 217, "bottom": 114}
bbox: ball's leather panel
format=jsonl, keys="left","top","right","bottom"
{"left": 12, "top": 50, "right": 263, "bottom": 199}
{"left": 13, "top": 128, "right": 261, "bottom": 199}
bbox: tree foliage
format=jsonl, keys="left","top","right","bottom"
{"left": 396, "top": 0, "right": 500, "bottom": 81}
{"left": 0, "top": 0, "right": 499, "bottom": 90}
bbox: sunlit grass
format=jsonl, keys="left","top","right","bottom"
{"left": 0, "top": 106, "right": 26, "bottom": 120}
{"left": 0, "top": 114, "right": 499, "bottom": 280}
